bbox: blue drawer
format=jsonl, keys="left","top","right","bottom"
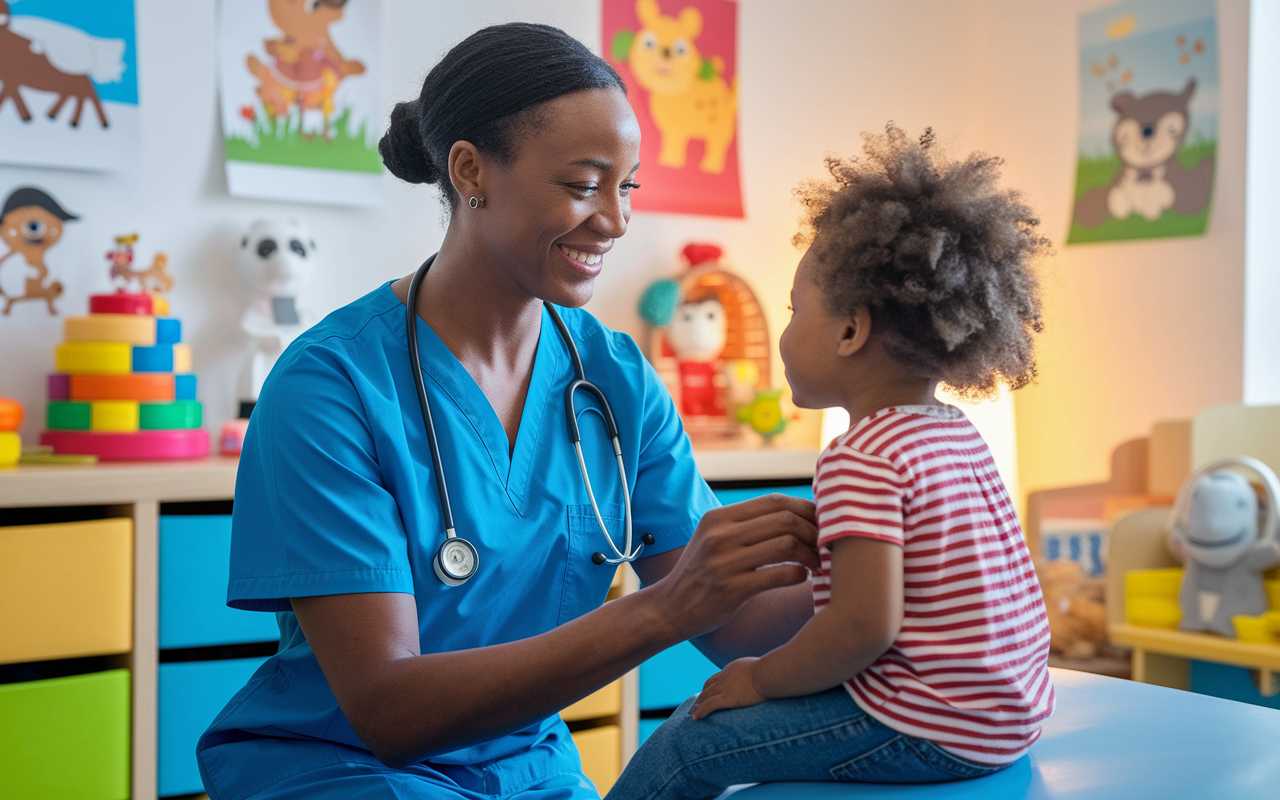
{"left": 1189, "top": 660, "right": 1280, "bottom": 711}
{"left": 158, "top": 657, "right": 268, "bottom": 797}
{"left": 639, "top": 639, "right": 717, "bottom": 711}
{"left": 712, "top": 485, "right": 813, "bottom": 507}
{"left": 159, "top": 516, "right": 279, "bottom": 649}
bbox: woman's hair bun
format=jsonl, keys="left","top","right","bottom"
{"left": 379, "top": 99, "right": 439, "bottom": 185}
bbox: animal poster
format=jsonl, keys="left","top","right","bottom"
{"left": 0, "top": 0, "right": 141, "bottom": 172}
{"left": 1068, "top": 0, "right": 1218, "bottom": 243}
{"left": 603, "top": 0, "right": 743, "bottom": 218}
{"left": 218, "top": 0, "right": 382, "bottom": 207}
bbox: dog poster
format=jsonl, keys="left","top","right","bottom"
{"left": 1068, "top": 0, "right": 1217, "bottom": 244}
{"left": 603, "top": 0, "right": 743, "bottom": 218}
{"left": 218, "top": 0, "right": 382, "bottom": 207}
{"left": 0, "top": 0, "right": 140, "bottom": 172}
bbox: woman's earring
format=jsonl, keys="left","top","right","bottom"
{"left": 469, "top": 196, "right": 484, "bottom": 209}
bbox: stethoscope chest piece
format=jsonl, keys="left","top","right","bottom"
{"left": 434, "top": 535, "right": 479, "bottom": 586}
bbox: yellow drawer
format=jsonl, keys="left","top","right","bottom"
{"left": 1125, "top": 596, "right": 1182, "bottom": 629}
{"left": 0, "top": 519, "right": 133, "bottom": 664}
{"left": 562, "top": 680, "right": 622, "bottom": 722}
{"left": 1125, "top": 568, "right": 1183, "bottom": 597}
{"left": 572, "top": 724, "right": 621, "bottom": 795}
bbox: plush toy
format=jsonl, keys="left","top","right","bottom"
{"left": 236, "top": 219, "right": 318, "bottom": 416}
{"left": 1037, "top": 559, "right": 1109, "bottom": 659}
{"left": 1166, "top": 456, "right": 1280, "bottom": 637}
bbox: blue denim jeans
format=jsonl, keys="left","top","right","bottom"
{"left": 605, "top": 688, "right": 1008, "bottom": 800}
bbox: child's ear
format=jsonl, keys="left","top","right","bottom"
{"left": 836, "top": 307, "right": 872, "bottom": 357}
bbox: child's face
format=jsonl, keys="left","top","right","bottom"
{"left": 779, "top": 247, "right": 849, "bottom": 410}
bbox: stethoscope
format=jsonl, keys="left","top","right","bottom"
{"left": 406, "top": 254, "right": 654, "bottom": 586}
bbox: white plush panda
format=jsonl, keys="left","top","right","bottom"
{"left": 236, "top": 219, "right": 318, "bottom": 415}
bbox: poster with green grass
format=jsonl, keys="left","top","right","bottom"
{"left": 1068, "top": 0, "right": 1217, "bottom": 244}
{"left": 218, "top": 0, "right": 382, "bottom": 207}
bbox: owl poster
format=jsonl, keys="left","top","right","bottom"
{"left": 1068, "top": 0, "right": 1218, "bottom": 243}
{"left": 603, "top": 0, "right": 743, "bottom": 218}
{"left": 218, "top": 0, "right": 382, "bottom": 207}
{"left": 0, "top": 0, "right": 140, "bottom": 172}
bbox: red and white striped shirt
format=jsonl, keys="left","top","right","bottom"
{"left": 812, "top": 405, "right": 1053, "bottom": 765}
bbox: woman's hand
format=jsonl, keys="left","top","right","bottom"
{"left": 639, "top": 494, "right": 819, "bottom": 644}
{"left": 690, "top": 657, "right": 766, "bottom": 719}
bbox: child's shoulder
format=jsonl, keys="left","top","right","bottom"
{"left": 830, "top": 404, "right": 975, "bottom": 461}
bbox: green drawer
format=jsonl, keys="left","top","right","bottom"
{"left": 0, "top": 669, "right": 130, "bottom": 800}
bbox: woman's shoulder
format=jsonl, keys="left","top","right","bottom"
{"left": 551, "top": 304, "right": 648, "bottom": 372}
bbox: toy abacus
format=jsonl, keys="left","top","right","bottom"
{"left": 40, "top": 290, "right": 208, "bottom": 460}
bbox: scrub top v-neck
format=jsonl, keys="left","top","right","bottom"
{"left": 197, "top": 282, "right": 717, "bottom": 799}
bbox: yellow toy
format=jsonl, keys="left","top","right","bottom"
{"left": 736, "top": 389, "right": 788, "bottom": 443}
{"left": 0, "top": 397, "right": 21, "bottom": 467}
{"left": 615, "top": 0, "right": 737, "bottom": 173}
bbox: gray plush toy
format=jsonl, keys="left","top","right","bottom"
{"left": 1166, "top": 457, "right": 1280, "bottom": 637}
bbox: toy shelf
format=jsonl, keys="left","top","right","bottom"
{"left": 693, "top": 446, "right": 818, "bottom": 482}
{"left": 1109, "top": 623, "right": 1280, "bottom": 693}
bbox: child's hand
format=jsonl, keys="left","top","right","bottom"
{"left": 690, "top": 657, "right": 766, "bottom": 719}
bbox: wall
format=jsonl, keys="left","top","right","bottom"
{"left": 0, "top": 0, "right": 992, "bottom": 453}
{"left": 973, "top": 0, "right": 1252, "bottom": 495}
{"left": 1245, "top": 0, "right": 1280, "bottom": 406}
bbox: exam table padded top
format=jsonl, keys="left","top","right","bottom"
{"left": 731, "top": 667, "right": 1280, "bottom": 799}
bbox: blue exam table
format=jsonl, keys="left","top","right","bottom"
{"left": 729, "top": 667, "right": 1280, "bottom": 799}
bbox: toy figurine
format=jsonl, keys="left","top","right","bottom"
{"left": 236, "top": 219, "right": 318, "bottom": 417}
{"left": 637, "top": 243, "right": 770, "bottom": 437}
{"left": 737, "top": 389, "right": 788, "bottom": 443}
{"left": 107, "top": 234, "right": 174, "bottom": 295}
{"left": 1166, "top": 456, "right": 1280, "bottom": 637}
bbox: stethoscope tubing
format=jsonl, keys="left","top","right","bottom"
{"left": 406, "top": 253, "right": 647, "bottom": 583}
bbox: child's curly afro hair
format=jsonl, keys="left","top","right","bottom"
{"left": 794, "top": 123, "right": 1050, "bottom": 400}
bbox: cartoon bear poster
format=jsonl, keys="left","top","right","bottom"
{"left": 0, "top": 0, "right": 140, "bottom": 172}
{"left": 603, "top": 0, "right": 743, "bottom": 218}
{"left": 1068, "top": 0, "right": 1218, "bottom": 243}
{"left": 217, "top": 0, "right": 382, "bottom": 207}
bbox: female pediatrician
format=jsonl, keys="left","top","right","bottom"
{"left": 196, "top": 23, "right": 818, "bottom": 800}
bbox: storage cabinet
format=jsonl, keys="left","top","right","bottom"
{"left": 0, "top": 449, "right": 816, "bottom": 799}
{"left": 0, "top": 669, "right": 131, "bottom": 800}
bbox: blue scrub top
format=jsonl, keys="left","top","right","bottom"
{"left": 198, "top": 283, "right": 716, "bottom": 791}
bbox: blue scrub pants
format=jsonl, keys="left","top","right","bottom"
{"left": 198, "top": 733, "right": 602, "bottom": 800}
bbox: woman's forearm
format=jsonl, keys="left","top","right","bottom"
{"left": 308, "top": 588, "right": 680, "bottom": 768}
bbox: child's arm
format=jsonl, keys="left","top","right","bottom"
{"left": 691, "top": 536, "right": 903, "bottom": 719}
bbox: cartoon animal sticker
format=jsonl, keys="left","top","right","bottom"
{"left": 247, "top": 0, "right": 366, "bottom": 138}
{"left": 1074, "top": 79, "right": 1214, "bottom": 227}
{"left": 612, "top": 0, "right": 737, "bottom": 173}
{"left": 0, "top": 186, "right": 77, "bottom": 315}
{"left": 0, "top": 0, "right": 126, "bottom": 128}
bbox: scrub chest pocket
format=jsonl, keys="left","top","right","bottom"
{"left": 560, "top": 505, "right": 625, "bottom": 625}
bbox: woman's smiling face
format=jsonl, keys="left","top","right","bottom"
{"left": 475, "top": 87, "right": 642, "bottom": 308}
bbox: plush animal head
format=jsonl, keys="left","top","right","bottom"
{"left": 237, "top": 219, "right": 316, "bottom": 298}
{"left": 628, "top": 0, "right": 705, "bottom": 95}
{"left": 1111, "top": 79, "right": 1195, "bottom": 170}
{"left": 667, "top": 294, "right": 726, "bottom": 362}
{"left": 1182, "top": 469, "right": 1260, "bottom": 569}
{"left": 268, "top": 0, "right": 347, "bottom": 45}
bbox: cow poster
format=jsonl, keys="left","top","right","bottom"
{"left": 603, "top": 0, "right": 743, "bottom": 218}
{"left": 218, "top": 0, "right": 382, "bottom": 207}
{"left": 0, "top": 0, "right": 140, "bottom": 172}
{"left": 1068, "top": 0, "right": 1218, "bottom": 243}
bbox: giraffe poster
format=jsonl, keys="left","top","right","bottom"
{"left": 218, "top": 0, "right": 382, "bottom": 207}
{"left": 0, "top": 0, "right": 141, "bottom": 172}
{"left": 603, "top": 0, "right": 743, "bottom": 218}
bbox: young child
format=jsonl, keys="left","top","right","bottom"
{"left": 607, "top": 124, "right": 1053, "bottom": 800}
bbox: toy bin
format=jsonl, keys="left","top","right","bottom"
{"left": 0, "top": 669, "right": 131, "bottom": 800}
{"left": 571, "top": 724, "right": 622, "bottom": 794}
{"left": 158, "top": 657, "right": 268, "bottom": 797}
{"left": 159, "top": 515, "right": 280, "bottom": 649}
{"left": 0, "top": 518, "right": 132, "bottom": 664}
